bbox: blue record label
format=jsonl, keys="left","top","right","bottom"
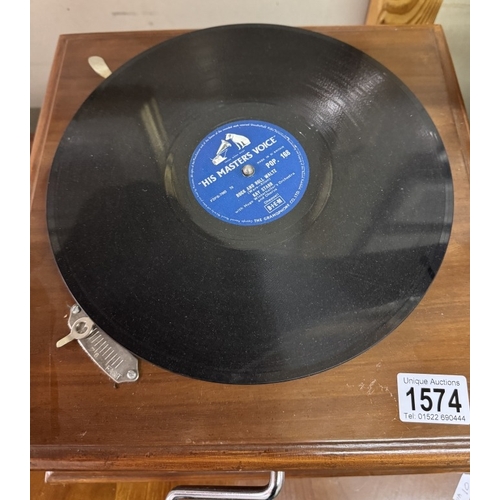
{"left": 189, "top": 120, "right": 310, "bottom": 226}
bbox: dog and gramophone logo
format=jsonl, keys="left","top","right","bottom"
{"left": 211, "top": 133, "right": 251, "bottom": 165}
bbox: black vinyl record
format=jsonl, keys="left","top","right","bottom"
{"left": 47, "top": 24, "right": 453, "bottom": 384}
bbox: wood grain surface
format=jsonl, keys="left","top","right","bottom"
{"left": 30, "top": 26, "right": 470, "bottom": 477}
{"left": 365, "top": 0, "right": 444, "bottom": 25}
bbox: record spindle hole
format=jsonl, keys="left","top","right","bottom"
{"left": 242, "top": 164, "right": 255, "bottom": 177}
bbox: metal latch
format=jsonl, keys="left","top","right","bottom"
{"left": 56, "top": 304, "right": 139, "bottom": 384}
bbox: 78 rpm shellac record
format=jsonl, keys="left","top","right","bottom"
{"left": 46, "top": 24, "right": 453, "bottom": 384}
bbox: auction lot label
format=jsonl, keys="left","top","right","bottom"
{"left": 397, "top": 373, "right": 470, "bottom": 425}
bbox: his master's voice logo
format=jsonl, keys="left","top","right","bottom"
{"left": 211, "top": 133, "right": 251, "bottom": 165}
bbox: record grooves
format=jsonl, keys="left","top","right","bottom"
{"left": 46, "top": 24, "right": 453, "bottom": 384}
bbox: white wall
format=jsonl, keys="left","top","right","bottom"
{"left": 30, "top": 0, "right": 369, "bottom": 108}
{"left": 435, "top": 0, "right": 470, "bottom": 117}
